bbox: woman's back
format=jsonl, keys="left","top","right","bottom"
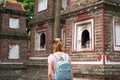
{"left": 48, "top": 52, "right": 70, "bottom": 71}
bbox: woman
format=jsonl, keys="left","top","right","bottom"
{"left": 48, "top": 38, "right": 73, "bottom": 80}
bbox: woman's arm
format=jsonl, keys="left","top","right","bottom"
{"left": 48, "top": 63, "right": 53, "bottom": 80}
{"left": 71, "top": 69, "right": 73, "bottom": 80}
{"left": 68, "top": 54, "right": 73, "bottom": 80}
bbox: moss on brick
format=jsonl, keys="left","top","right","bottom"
{"left": 24, "top": 60, "right": 47, "bottom": 66}
{"left": 0, "top": 31, "right": 29, "bottom": 39}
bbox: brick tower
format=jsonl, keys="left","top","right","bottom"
{"left": 26, "top": 0, "right": 56, "bottom": 79}
{"left": 0, "top": 0, "right": 29, "bottom": 79}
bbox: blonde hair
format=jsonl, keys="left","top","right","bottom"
{"left": 52, "top": 38, "right": 65, "bottom": 52}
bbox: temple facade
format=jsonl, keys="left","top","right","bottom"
{"left": 29, "top": 0, "right": 120, "bottom": 80}
{"left": 0, "top": 0, "right": 120, "bottom": 80}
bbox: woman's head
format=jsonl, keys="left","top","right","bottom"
{"left": 52, "top": 38, "right": 65, "bottom": 52}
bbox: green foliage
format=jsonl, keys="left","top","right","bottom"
{"left": 17, "top": 0, "right": 34, "bottom": 33}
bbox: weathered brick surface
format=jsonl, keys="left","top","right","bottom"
{"left": 30, "top": 0, "right": 55, "bottom": 25}
{"left": 1, "top": 13, "right": 27, "bottom": 34}
{"left": 0, "top": 39, "right": 28, "bottom": 62}
{"left": 0, "top": 64, "right": 26, "bottom": 80}
{"left": 1, "top": 0, "right": 120, "bottom": 80}
{"left": 30, "top": 22, "right": 54, "bottom": 57}
{"left": 63, "top": 0, "right": 99, "bottom": 14}
{"left": 62, "top": 1, "right": 120, "bottom": 80}
{"left": 24, "top": 59, "right": 48, "bottom": 80}
{"left": 0, "top": 1, "right": 29, "bottom": 80}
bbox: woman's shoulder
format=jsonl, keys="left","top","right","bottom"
{"left": 48, "top": 54, "right": 55, "bottom": 63}
{"left": 48, "top": 54, "right": 54, "bottom": 58}
{"left": 48, "top": 54, "right": 55, "bottom": 61}
{"left": 63, "top": 52, "right": 69, "bottom": 56}
{"left": 50, "top": 52, "right": 70, "bottom": 58}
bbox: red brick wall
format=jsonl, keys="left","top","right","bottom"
{"left": 63, "top": 2, "right": 120, "bottom": 80}
{"left": 0, "top": 39, "right": 28, "bottom": 62}
{"left": 33, "top": 0, "right": 55, "bottom": 23}
{"left": 30, "top": 22, "right": 54, "bottom": 57}
{"left": 1, "top": 13, "right": 26, "bottom": 34}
